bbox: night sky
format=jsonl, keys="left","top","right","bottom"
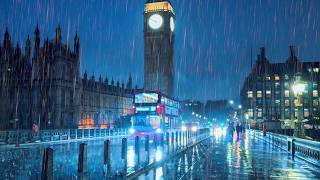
{"left": 1, "top": 0, "right": 320, "bottom": 103}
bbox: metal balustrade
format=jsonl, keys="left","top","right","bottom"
{"left": 250, "top": 129, "right": 320, "bottom": 167}
{"left": 0, "top": 128, "right": 128, "bottom": 146}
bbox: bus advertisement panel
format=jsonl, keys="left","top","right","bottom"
{"left": 130, "top": 91, "right": 181, "bottom": 136}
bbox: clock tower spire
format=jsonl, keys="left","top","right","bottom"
{"left": 143, "top": 0, "right": 175, "bottom": 97}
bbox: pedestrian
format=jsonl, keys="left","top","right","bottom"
{"left": 228, "top": 123, "right": 234, "bottom": 137}
{"left": 263, "top": 123, "right": 267, "bottom": 137}
{"left": 236, "top": 123, "right": 240, "bottom": 139}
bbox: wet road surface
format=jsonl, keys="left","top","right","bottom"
{"left": 140, "top": 131, "right": 320, "bottom": 179}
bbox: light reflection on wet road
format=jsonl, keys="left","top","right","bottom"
{"left": 0, "top": 134, "right": 190, "bottom": 179}
{"left": 140, "top": 131, "right": 320, "bottom": 179}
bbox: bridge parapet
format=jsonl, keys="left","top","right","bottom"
{"left": 0, "top": 128, "right": 128, "bottom": 146}
{"left": 250, "top": 129, "right": 320, "bottom": 167}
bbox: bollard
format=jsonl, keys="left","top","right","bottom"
{"left": 292, "top": 139, "right": 296, "bottom": 158}
{"left": 75, "top": 129, "right": 78, "bottom": 139}
{"left": 41, "top": 148, "right": 53, "bottom": 180}
{"left": 121, "top": 138, "right": 127, "bottom": 159}
{"left": 82, "top": 129, "right": 84, "bottom": 139}
{"left": 135, "top": 136, "right": 140, "bottom": 169}
{"left": 186, "top": 130, "right": 189, "bottom": 140}
{"left": 145, "top": 135, "right": 149, "bottom": 151}
{"left": 171, "top": 132, "right": 174, "bottom": 145}
{"left": 176, "top": 132, "right": 178, "bottom": 143}
{"left": 121, "top": 138, "right": 127, "bottom": 174}
{"left": 179, "top": 131, "right": 182, "bottom": 145}
{"left": 104, "top": 140, "right": 111, "bottom": 176}
{"left": 145, "top": 135, "right": 150, "bottom": 164}
{"left": 161, "top": 133, "right": 164, "bottom": 146}
{"left": 153, "top": 133, "right": 157, "bottom": 147}
{"left": 78, "top": 143, "right": 87, "bottom": 173}
{"left": 170, "top": 132, "right": 174, "bottom": 152}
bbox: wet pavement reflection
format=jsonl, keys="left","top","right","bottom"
{"left": 0, "top": 133, "right": 191, "bottom": 179}
{"left": 140, "top": 131, "right": 320, "bottom": 179}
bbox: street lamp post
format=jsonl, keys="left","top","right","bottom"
{"left": 10, "top": 117, "right": 19, "bottom": 147}
{"left": 292, "top": 73, "right": 307, "bottom": 138}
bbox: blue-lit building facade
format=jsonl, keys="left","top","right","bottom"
{"left": 240, "top": 47, "right": 320, "bottom": 130}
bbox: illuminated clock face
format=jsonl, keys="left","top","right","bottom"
{"left": 148, "top": 14, "right": 163, "bottom": 30}
{"left": 170, "top": 17, "right": 174, "bottom": 32}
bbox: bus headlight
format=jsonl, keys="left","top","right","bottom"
{"left": 156, "top": 128, "right": 162, "bottom": 133}
{"left": 129, "top": 128, "right": 135, "bottom": 134}
{"left": 191, "top": 126, "right": 197, "bottom": 132}
{"left": 181, "top": 126, "right": 187, "bottom": 131}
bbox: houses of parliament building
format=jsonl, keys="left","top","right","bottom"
{"left": 0, "top": 26, "right": 134, "bottom": 130}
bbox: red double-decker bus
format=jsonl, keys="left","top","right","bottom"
{"left": 130, "top": 90, "right": 181, "bottom": 135}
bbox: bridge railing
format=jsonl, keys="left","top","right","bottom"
{"left": 250, "top": 129, "right": 320, "bottom": 167}
{"left": 0, "top": 128, "right": 128, "bottom": 145}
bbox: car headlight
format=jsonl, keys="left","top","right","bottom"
{"left": 181, "top": 126, "right": 187, "bottom": 131}
{"left": 156, "top": 128, "right": 162, "bottom": 133}
{"left": 129, "top": 128, "right": 135, "bottom": 134}
{"left": 191, "top": 126, "right": 197, "bottom": 132}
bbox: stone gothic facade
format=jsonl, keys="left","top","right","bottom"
{"left": 240, "top": 47, "right": 320, "bottom": 130}
{"left": 0, "top": 26, "right": 134, "bottom": 130}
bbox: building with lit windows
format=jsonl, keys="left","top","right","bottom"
{"left": 0, "top": 26, "right": 134, "bottom": 130}
{"left": 240, "top": 47, "right": 320, "bottom": 130}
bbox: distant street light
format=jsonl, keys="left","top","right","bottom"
{"left": 238, "top": 105, "right": 242, "bottom": 109}
{"left": 292, "top": 73, "right": 307, "bottom": 138}
{"left": 229, "top": 100, "right": 234, "bottom": 105}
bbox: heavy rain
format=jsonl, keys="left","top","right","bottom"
{"left": 0, "top": 0, "right": 320, "bottom": 179}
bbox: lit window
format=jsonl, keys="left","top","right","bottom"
{"left": 284, "top": 82, "right": 289, "bottom": 88}
{"left": 313, "top": 83, "right": 318, "bottom": 89}
{"left": 284, "top": 74, "right": 289, "bottom": 80}
{"left": 285, "top": 108, "right": 290, "bottom": 117}
{"left": 248, "top": 109, "right": 253, "bottom": 117}
{"left": 257, "top": 91, "right": 262, "bottom": 98}
{"left": 294, "top": 109, "right": 298, "bottom": 118}
{"left": 266, "top": 90, "right": 271, "bottom": 95}
{"left": 285, "top": 90, "right": 290, "bottom": 97}
{"left": 275, "top": 99, "right": 280, "bottom": 104}
{"left": 313, "top": 90, "right": 318, "bottom": 97}
{"left": 304, "top": 109, "right": 309, "bottom": 117}
{"left": 285, "top": 100, "right": 290, "bottom": 107}
{"left": 266, "top": 76, "right": 271, "bottom": 80}
{"left": 247, "top": 91, "right": 253, "bottom": 98}
{"left": 257, "top": 109, "right": 262, "bottom": 117}
{"left": 274, "top": 74, "right": 280, "bottom": 81}
{"left": 313, "top": 99, "right": 318, "bottom": 106}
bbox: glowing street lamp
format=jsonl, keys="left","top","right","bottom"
{"left": 229, "top": 100, "right": 234, "bottom": 105}
{"left": 292, "top": 73, "right": 307, "bottom": 138}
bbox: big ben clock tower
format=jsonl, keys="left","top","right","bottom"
{"left": 144, "top": 0, "right": 175, "bottom": 97}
